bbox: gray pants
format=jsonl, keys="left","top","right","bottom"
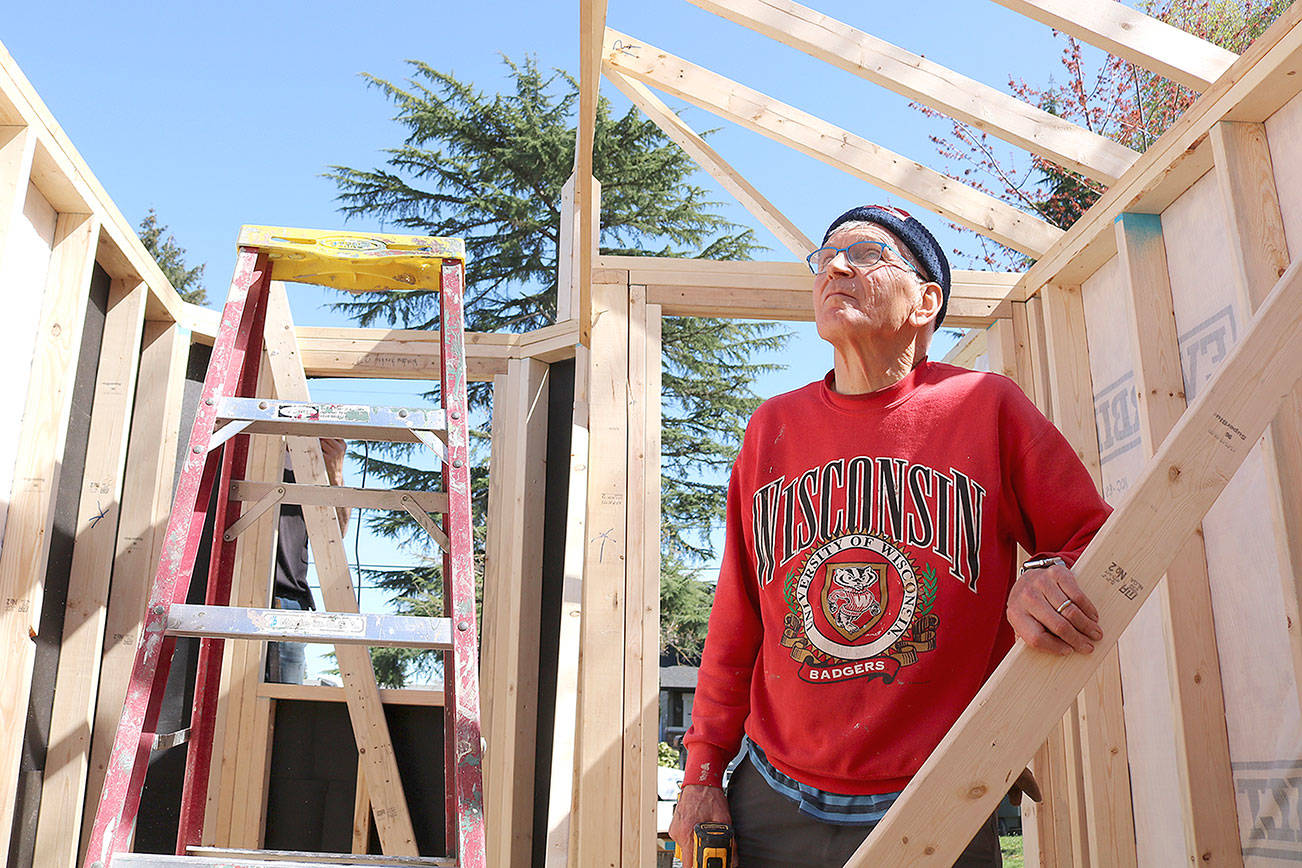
{"left": 727, "top": 756, "right": 1002, "bottom": 867}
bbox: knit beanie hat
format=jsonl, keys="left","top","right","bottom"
{"left": 822, "top": 205, "right": 952, "bottom": 327}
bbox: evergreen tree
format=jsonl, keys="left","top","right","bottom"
{"left": 138, "top": 207, "right": 207, "bottom": 305}
{"left": 326, "top": 57, "right": 787, "bottom": 683}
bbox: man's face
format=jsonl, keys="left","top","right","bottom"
{"left": 812, "top": 223, "right": 927, "bottom": 347}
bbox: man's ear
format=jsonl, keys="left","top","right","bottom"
{"left": 911, "top": 281, "right": 943, "bottom": 328}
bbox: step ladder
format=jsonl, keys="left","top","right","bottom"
{"left": 83, "top": 227, "right": 486, "bottom": 868}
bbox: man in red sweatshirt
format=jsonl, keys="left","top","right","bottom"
{"left": 669, "top": 206, "right": 1110, "bottom": 866}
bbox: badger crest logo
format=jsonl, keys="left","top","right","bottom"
{"left": 822, "top": 562, "right": 888, "bottom": 640}
{"left": 794, "top": 532, "right": 918, "bottom": 660}
{"left": 781, "top": 532, "right": 941, "bottom": 684}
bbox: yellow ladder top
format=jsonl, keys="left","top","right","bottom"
{"left": 237, "top": 225, "right": 466, "bottom": 293}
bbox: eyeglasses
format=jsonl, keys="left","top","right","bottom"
{"left": 806, "top": 240, "right": 922, "bottom": 277}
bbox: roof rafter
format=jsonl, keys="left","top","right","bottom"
{"left": 990, "top": 0, "right": 1236, "bottom": 91}
{"left": 604, "top": 28, "right": 1064, "bottom": 257}
{"left": 575, "top": 0, "right": 608, "bottom": 343}
{"left": 603, "top": 66, "right": 814, "bottom": 259}
{"left": 685, "top": 0, "right": 1139, "bottom": 184}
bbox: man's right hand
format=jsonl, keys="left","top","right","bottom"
{"left": 669, "top": 784, "right": 731, "bottom": 865}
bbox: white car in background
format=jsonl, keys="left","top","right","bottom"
{"left": 658, "top": 764, "right": 685, "bottom": 802}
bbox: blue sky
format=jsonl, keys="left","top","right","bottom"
{"left": 2, "top": 1, "right": 1109, "bottom": 679}
{"left": 2, "top": 0, "right": 1091, "bottom": 305}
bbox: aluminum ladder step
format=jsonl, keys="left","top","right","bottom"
{"left": 164, "top": 605, "right": 455, "bottom": 649}
{"left": 214, "top": 397, "right": 447, "bottom": 444}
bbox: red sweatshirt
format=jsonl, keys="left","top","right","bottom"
{"left": 683, "top": 362, "right": 1110, "bottom": 795}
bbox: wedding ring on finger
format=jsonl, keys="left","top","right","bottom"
{"left": 1054, "top": 598, "right": 1075, "bottom": 615}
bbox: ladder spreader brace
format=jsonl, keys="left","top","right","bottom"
{"left": 83, "top": 227, "right": 486, "bottom": 868}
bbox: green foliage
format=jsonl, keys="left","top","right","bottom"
{"left": 137, "top": 208, "right": 207, "bottom": 305}
{"left": 1000, "top": 836, "right": 1025, "bottom": 868}
{"left": 922, "top": 0, "right": 1290, "bottom": 270}
{"left": 327, "top": 57, "right": 786, "bottom": 683}
{"left": 918, "top": 563, "right": 938, "bottom": 617}
{"left": 658, "top": 741, "right": 681, "bottom": 769}
{"left": 784, "top": 569, "right": 800, "bottom": 618}
{"left": 660, "top": 554, "right": 716, "bottom": 664}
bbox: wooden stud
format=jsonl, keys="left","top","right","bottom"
{"left": 1080, "top": 256, "right": 1187, "bottom": 864}
{"left": 1076, "top": 649, "right": 1137, "bottom": 868}
{"left": 1210, "top": 119, "right": 1302, "bottom": 716}
{"left": 1062, "top": 706, "right": 1093, "bottom": 866}
{"left": 209, "top": 351, "right": 279, "bottom": 850}
{"left": 685, "top": 0, "right": 1138, "bottom": 183}
{"left": 263, "top": 282, "right": 419, "bottom": 856}
{"left": 1023, "top": 296, "right": 1054, "bottom": 412}
{"left": 621, "top": 286, "right": 657, "bottom": 867}
{"left": 1024, "top": 723, "right": 1077, "bottom": 865}
{"left": 352, "top": 754, "right": 373, "bottom": 855}
{"left": 83, "top": 319, "right": 190, "bottom": 855}
{"left": 641, "top": 298, "right": 664, "bottom": 864}
{"left": 644, "top": 308, "right": 664, "bottom": 858}
{"left": 545, "top": 345, "right": 591, "bottom": 868}
{"left": 1040, "top": 285, "right": 1103, "bottom": 484}
{"left": 577, "top": 0, "right": 609, "bottom": 344}
{"left": 558, "top": 175, "right": 578, "bottom": 325}
{"left": 985, "top": 318, "right": 1019, "bottom": 382}
{"left": 603, "top": 68, "right": 815, "bottom": 258}
{"left": 0, "top": 123, "right": 35, "bottom": 269}
{"left": 1021, "top": 795, "right": 1042, "bottom": 868}
{"left": 622, "top": 286, "right": 647, "bottom": 868}
{"left": 989, "top": 0, "right": 1236, "bottom": 91}
{"left": 1005, "top": 298, "right": 1080, "bottom": 867}
{"left": 0, "top": 211, "right": 99, "bottom": 859}
{"left": 557, "top": 175, "right": 600, "bottom": 328}
{"left": 481, "top": 372, "right": 509, "bottom": 846}
{"left": 0, "top": 129, "right": 39, "bottom": 535}
{"left": 603, "top": 28, "right": 1064, "bottom": 257}
{"left": 572, "top": 279, "right": 629, "bottom": 865}
{"left": 1041, "top": 282, "right": 1137, "bottom": 868}
{"left": 1009, "top": 301, "right": 1041, "bottom": 402}
{"left": 32, "top": 278, "right": 148, "bottom": 868}
{"left": 844, "top": 230, "right": 1302, "bottom": 865}
{"left": 1114, "top": 212, "right": 1242, "bottom": 866}
{"left": 508, "top": 357, "right": 549, "bottom": 867}
{"left": 483, "top": 358, "right": 549, "bottom": 867}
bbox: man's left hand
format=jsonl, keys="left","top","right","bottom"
{"left": 1006, "top": 560, "right": 1103, "bottom": 655}
{"left": 320, "top": 438, "right": 350, "bottom": 531}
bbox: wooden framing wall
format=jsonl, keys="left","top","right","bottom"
{"left": 0, "top": 39, "right": 188, "bottom": 863}
{"left": 7, "top": 1, "right": 1302, "bottom": 866}
{"left": 561, "top": 1, "right": 1302, "bottom": 866}
{"left": 0, "top": 34, "right": 581, "bottom": 867}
